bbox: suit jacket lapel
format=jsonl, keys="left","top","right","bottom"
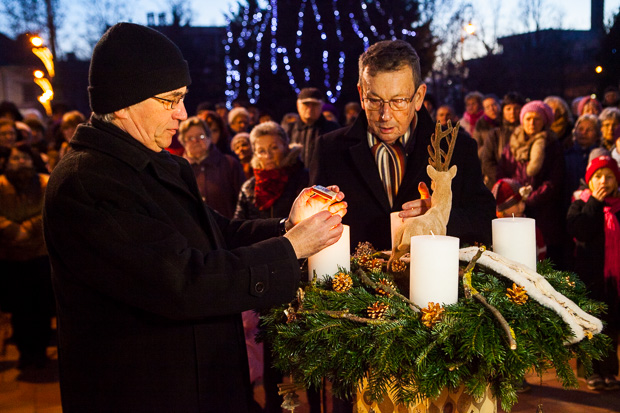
{"left": 394, "top": 107, "right": 434, "bottom": 208}
{"left": 346, "top": 115, "right": 392, "bottom": 212}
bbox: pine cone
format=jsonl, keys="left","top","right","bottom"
{"left": 357, "top": 255, "right": 372, "bottom": 270}
{"left": 354, "top": 241, "right": 376, "bottom": 258}
{"left": 332, "top": 272, "right": 353, "bottom": 293}
{"left": 390, "top": 259, "right": 407, "bottom": 273}
{"left": 420, "top": 302, "right": 445, "bottom": 328}
{"left": 506, "top": 283, "right": 529, "bottom": 305}
{"left": 367, "top": 301, "right": 389, "bottom": 319}
{"left": 369, "top": 258, "right": 384, "bottom": 272}
{"left": 376, "top": 278, "right": 396, "bottom": 296}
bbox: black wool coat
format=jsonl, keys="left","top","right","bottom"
{"left": 43, "top": 119, "right": 301, "bottom": 413}
{"left": 309, "top": 107, "right": 496, "bottom": 251}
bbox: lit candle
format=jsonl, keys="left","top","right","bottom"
{"left": 308, "top": 225, "right": 350, "bottom": 280}
{"left": 409, "top": 234, "right": 460, "bottom": 307}
{"left": 492, "top": 217, "right": 536, "bottom": 271}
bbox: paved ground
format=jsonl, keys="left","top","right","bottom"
{"left": 0, "top": 315, "right": 618, "bottom": 412}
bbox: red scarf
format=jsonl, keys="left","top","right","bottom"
{"left": 463, "top": 110, "right": 484, "bottom": 132}
{"left": 580, "top": 189, "right": 620, "bottom": 295}
{"left": 254, "top": 167, "right": 292, "bottom": 211}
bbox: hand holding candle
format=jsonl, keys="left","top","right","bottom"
{"left": 287, "top": 185, "right": 347, "bottom": 226}
{"left": 308, "top": 225, "right": 351, "bottom": 280}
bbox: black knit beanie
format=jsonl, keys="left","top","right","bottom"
{"left": 88, "top": 22, "right": 191, "bottom": 114}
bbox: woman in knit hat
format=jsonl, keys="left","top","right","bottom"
{"left": 567, "top": 155, "right": 620, "bottom": 391}
{"left": 228, "top": 106, "right": 251, "bottom": 135}
{"left": 578, "top": 96, "right": 603, "bottom": 117}
{"left": 497, "top": 100, "right": 566, "bottom": 268}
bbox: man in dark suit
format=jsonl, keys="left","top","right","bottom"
{"left": 310, "top": 40, "right": 495, "bottom": 252}
{"left": 43, "top": 23, "right": 346, "bottom": 413}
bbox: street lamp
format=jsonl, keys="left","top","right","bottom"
{"left": 29, "top": 34, "right": 55, "bottom": 116}
{"left": 465, "top": 23, "right": 476, "bottom": 36}
{"left": 30, "top": 35, "right": 55, "bottom": 78}
{"left": 33, "top": 70, "right": 54, "bottom": 116}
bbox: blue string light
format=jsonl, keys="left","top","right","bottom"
{"left": 225, "top": 0, "right": 412, "bottom": 106}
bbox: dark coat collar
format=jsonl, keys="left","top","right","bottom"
{"left": 342, "top": 106, "right": 436, "bottom": 211}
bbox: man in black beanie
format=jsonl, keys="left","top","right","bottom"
{"left": 43, "top": 22, "right": 347, "bottom": 413}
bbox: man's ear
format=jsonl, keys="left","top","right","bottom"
{"left": 357, "top": 84, "right": 365, "bottom": 109}
{"left": 414, "top": 84, "right": 427, "bottom": 112}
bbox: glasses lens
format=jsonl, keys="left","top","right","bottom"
{"left": 391, "top": 100, "right": 408, "bottom": 111}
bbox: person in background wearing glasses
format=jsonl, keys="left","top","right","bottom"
{"left": 310, "top": 39, "right": 495, "bottom": 256}
{"left": 43, "top": 23, "right": 347, "bottom": 413}
{"left": 178, "top": 116, "right": 244, "bottom": 218}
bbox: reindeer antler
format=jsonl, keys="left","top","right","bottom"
{"left": 427, "top": 120, "right": 460, "bottom": 171}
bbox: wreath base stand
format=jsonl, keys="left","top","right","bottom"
{"left": 355, "top": 379, "right": 496, "bottom": 413}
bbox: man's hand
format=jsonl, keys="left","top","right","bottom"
{"left": 284, "top": 211, "right": 344, "bottom": 259}
{"left": 286, "top": 185, "right": 347, "bottom": 229}
{"left": 398, "top": 182, "right": 431, "bottom": 218}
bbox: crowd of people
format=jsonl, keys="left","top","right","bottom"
{"left": 0, "top": 22, "right": 619, "bottom": 412}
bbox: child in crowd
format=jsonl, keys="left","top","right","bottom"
{"left": 492, "top": 178, "right": 547, "bottom": 262}
{"left": 567, "top": 155, "right": 620, "bottom": 391}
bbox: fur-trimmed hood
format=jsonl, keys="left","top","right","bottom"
{"left": 509, "top": 126, "right": 557, "bottom": 177}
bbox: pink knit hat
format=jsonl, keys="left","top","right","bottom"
{"left": 519, "top": 100, "right": 554, "bottom": 127}
{"left": 577, "top": 96, "right": 602, "bottom": 116}
{"left": 585, "top": 155, "right": 620, "bottom": 183}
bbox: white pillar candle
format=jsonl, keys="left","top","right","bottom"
{"left": 492, "top": 217, "right": 536, "bottom": 271}
{"left": 409, "top": 235, "right": 460, "bottom": 307}
{"left": 308, "top": 225, "right": 350, "bottom": 281}
{"left": 390, "top": 211, "right": 404, "bottom": 251}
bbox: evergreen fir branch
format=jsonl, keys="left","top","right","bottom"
{"left": 261, "top": 264, "right": 612, "bottom": 410}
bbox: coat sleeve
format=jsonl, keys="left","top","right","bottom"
{"left": 44, "top": 163, "right": 301, "bottom": 321}
{"left": 446, "top": 133, "right": 496, "bottom": 246}
{"left": 566, "top": 197, "right": 605, "bottom": 242}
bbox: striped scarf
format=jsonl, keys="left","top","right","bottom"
{"left": 368, "top": 131, "right": 409, "bottom": 207}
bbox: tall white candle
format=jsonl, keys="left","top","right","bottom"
{"left": 409, "top": 234, "right": 460, "bottom": 307}
{"left": 308, "top": 225, "right": 350, "bottom": 280}
{"left": 492, "top": 217, "right": 536, "bottom": 271}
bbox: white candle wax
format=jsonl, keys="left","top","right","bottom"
{"left": 409, "top": 234, "right": 460, "bottom": 308}
{"left": 390, "top": 211, "right": 404, "bottom": 251}
{"left": 308, "top": 225, "right": 350, "bottom": 280}
{"left": 492, "top": 217, "right": 536, "bottom": 271}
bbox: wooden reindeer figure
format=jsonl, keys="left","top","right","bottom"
{"left": 388, "top": 120, "right": 460, "bottom": 269}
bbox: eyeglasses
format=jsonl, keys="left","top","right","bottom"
{"left": 151, "top": 92, "right": 188, "bottom": 110}
{"left": 185, "top": 134, "right": 207, "bottom": 142}
{"left": 363, "top": 93, "right": 416, "bottom": 111}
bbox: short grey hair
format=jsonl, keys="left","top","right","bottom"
{"left": 249, "top": 121, "right": 289, "bottom": 149}
{"left": 178, "top": 116, "right": 212, "bottom": 145}
{"left": 574, "top": 113, "right": 601, "bottom": 139}
{"left": 91, "top": 112, "right": 117, "bottom": 123}
{"left": 599, "top": 107, "right": 620, "bottom": 123}
{"left": 358, "top": 40, "right": 422, "bottom": 91}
